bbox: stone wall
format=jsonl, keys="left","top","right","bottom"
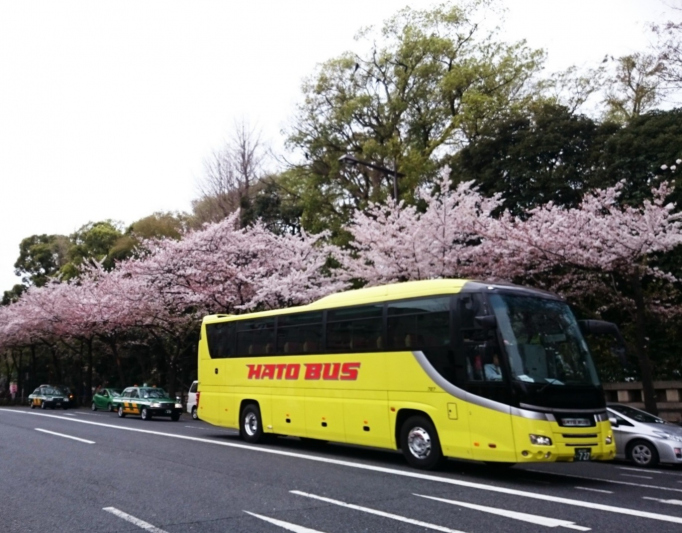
{"left": 603, "top": 381, "right": 682, "bottom": 423}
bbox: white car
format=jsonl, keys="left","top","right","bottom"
{"left": 608, "top": 403, "right": 682, "bottom": 467}
{"left": 187, "top": 380, "right": 199, "bottom": 420}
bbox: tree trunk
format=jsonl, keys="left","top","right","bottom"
{"left": 30, "top": 344, "right": 36, "bottom": 393}
{"left": 86, "top": 337, "right": 94, "bottom": 405}
{"left": 631, "top": 272, "right": 657, "bottom": 414}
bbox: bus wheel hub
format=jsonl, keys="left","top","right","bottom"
{"left": 408, "top": 427, "right": 431, "bottom": 458}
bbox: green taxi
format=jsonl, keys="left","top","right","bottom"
{"left": 91, "top": 388, "right": 122, "bottom": 412}
{"left": 113, "top": 386, "right": 182, "bottom": 421}
{"left": 28, "top": 385, "right": 71, "bottom": 410}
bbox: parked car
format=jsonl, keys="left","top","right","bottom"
{"left": 607, "top": 403, "right": 682, "bottom": 467}
{"left": 91, "top": 388, "right": 121, "bottom": 411}
{"left": 28, "top": 385, "right": 71, "bottom": 410}
{"left": 56, "top": 385, "right": 76, "bottom": 407}
{"left": 187, "top": 380, "right": 199, "bottom": 420}
{"left": 113, "top": 386, "right": 182, "bottom": 421}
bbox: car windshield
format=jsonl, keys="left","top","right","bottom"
{"left": 490, "top": 293, "right": 600, "bottom": 386}
{"left": 609, "top": 404, "right": 666, "bottom": 424}
{"left": 141, "top": 389, "right": 167, "bottom": 399}
{"left": 110, "top": 390, "right": 121, "bottom": 397}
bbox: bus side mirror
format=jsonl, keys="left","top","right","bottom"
{"left": 578, "top": 319, "right": 627, "bottom": 367}
{"left": 609, "top": 417, "right": 619, "bottom": 428}
{"left": 475, "top": 315, "right": 497, "bottom": 330}
{"left": 578, "top": 319, "right": 618, "bottom": 336}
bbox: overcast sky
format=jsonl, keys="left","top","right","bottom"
{"left": 0, "top": 0, "right": 677, "bottom": 292}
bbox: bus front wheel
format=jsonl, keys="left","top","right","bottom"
{"left": 240, "top": 404, "right": 264, "bottom": 444}
{"left": 400, "top": 415, "right": 444, "bottom": 470}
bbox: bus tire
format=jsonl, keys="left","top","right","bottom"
{"left": 240, "top": 403, "right": 264, "bottom": 444}
{"left": 400, "top": 415, "right": 444, "bottom": 470}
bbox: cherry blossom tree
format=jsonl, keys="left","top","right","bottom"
{"left": 337, "top": 174, "right": 502, "bottom": 285}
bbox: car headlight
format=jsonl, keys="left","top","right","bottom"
{"left": 150, "top": 402, "right": 161, "bottom": 408}
{"left": 530, "top": 434, "right": 553, "bottom": 446}
{"left": 653, "top": 431, "right": 682, "bottom": 442}
{"left": 175, "top": 403, "right": 182, "bottom": 409}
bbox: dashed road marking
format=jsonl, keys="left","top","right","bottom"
{"left": 291, "top": 490, "right": 466, "bottom": 533}
{"left": 575, "top": 487, "right": 614, "bottom": 494}
{"left": 245, "top": 511, "right": 329, "bottom": 532}
{"left": 35, "top": 428, "right": 94, "bottom": 444}
{"left": 642, "top": 497, "right": 682, "bottom": 506}
{"left": 103, "top": 507, "right": 168, "bottom": 532}
{"left": 415, "top": 493, "right": 590, "bottom": 531}
{"left": 621, "top": 474, "right": 653, "bottom": 480}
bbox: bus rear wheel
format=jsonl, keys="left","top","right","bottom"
{"left": 240, "top": 404, "right": 264, "bottom": 444}
{"left": 399, "top": 415, "right": 444, "bottom": 470}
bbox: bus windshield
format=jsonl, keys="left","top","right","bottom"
{"left": 489, "top": 293, "right": 600, "bottom": 387}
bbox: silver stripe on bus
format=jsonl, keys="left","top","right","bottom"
{"left": 411, "top": 351, "right": 605, "bottom": 422}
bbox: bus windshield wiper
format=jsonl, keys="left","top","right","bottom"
{"left": 536, "top": 378, "right": 564, "bottom": 394}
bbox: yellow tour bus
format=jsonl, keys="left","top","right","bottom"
{"left": 197, "top": 279, "right": 617, "bottom": 469}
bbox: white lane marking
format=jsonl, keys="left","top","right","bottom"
{"left": 35, "top": 428, "right": 94, "bottom": 444}
{"left": 290, "top": 490, "right": 466, "bottom": 533}
{"left": 415, "top": 494, "right": 590, "bottom": 531}
{"left": 3, "top": 409, "right": 682, "bottom": 526}
{"left": 244, "top": 511, "right": 329, "bottom": 532}
{"left": 63, "top": 413, "right": 76, "bottom": 417}
{"left": 618, "top": 467, "right": 664, "bottom": 475}
{"left": 103, "top": 507, "right": 168, "bottom": 532}
{"left": 524, "top": 468, "right": 682, "bottom": 494}
{"left": 575, "top": 487, "right": 614, "bottom": 494}
{"left": 642, "top": 497, "right": 682, "bottom": 506}
{"left": 621, "top": 474, "right": 653, "bottom": 480}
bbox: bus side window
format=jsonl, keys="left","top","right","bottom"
{"left": 456, "top": 294, "right": 491, "bottom": 382}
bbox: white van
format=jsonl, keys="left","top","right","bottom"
{"left": 187, "top": 380, "right": 199, "bottom": 420}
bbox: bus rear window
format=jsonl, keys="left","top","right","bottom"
{"left": 205, "top": 322, "right": 235, "bottom": 358}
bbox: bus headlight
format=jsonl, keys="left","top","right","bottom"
{"left": 530, "top": 434, "right": 553, "bottom": 446}
{"left": 605, "top": 435, "right": 613, "bottom": 445}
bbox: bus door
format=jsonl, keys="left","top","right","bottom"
{"left": 456, "top": 293, "right": 516, "bottom": 463}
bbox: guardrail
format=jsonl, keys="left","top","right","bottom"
{"left": 603, "top": 381, "right": 682, "bottom": 423}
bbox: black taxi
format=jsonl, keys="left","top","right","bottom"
{"left": 113, "top": 386, "right": 182, "bottom": 421}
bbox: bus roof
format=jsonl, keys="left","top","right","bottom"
{"left": 201, "top": 278, "right": 561, "bottom": 324}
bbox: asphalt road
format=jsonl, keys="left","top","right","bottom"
{"left": 1, "top": 406, "right": 682, "bottom": 533}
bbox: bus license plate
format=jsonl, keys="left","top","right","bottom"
{"left": 165, "top": 409, "right": 171, "bottom": 414}
{"left": 574, "top": 448, "right": 591, "bottom": 461}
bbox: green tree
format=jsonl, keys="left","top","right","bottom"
{"left": 108, "top": 212, "right": 188, "bottom": 263}
{"left": 2, "top": 284, "right": 26, "bottom": 306}
{"left": 286, "top": 0, "right": 544, "bottom": 235}
{"left": 13, "top": 234, "right": 71, "bottom": 287}
{"left": 450, "top": 103, "right": 618, "bottom": 215}
{"left": 595, "top": 108, "right": 682, "bottom": 206}
{"left": 603, "top": 53, "right": 667, "bottom": 123}
{"left": 61, "top": 221, "right": 124, "bottom": 278}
